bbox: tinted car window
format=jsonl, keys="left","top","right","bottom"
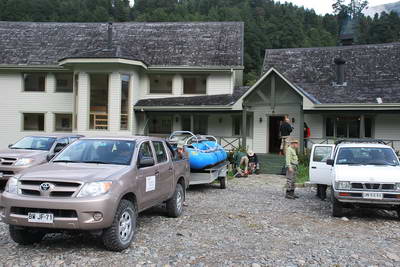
{"left": 11, "top": 136, "right": 56, "bottom": 151}
{"left": 153, "top": 141, "right": 168, "bottom": 163}
{"left": 337, "top": 147, "right": 399, "bottom": 166}
{"left": 138, "top": 142, "right": 154, "bottom": 163}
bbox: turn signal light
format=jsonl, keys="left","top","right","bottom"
{"left": 339, "top": 193, "right": 350, "bottom": 197}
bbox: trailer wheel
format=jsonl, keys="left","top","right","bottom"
{"left": 219, "top": 176, "right": 227, "bottom": 189}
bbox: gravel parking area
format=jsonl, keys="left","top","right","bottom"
{"left": 1, "top": 175, "right": 400, "bottom": 266}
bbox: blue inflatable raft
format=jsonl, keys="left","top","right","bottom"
{"left": 168, "top": 131, "right": 228, "bottom": 170}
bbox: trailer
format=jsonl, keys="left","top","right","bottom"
{"left": 167, "top": 131, "right": 229, "bottom": 189}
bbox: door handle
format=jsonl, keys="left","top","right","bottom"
{"left": 168, "top": 167, "right": 173, "bottom": 171}
{"left": 155, "top": 171, "right": 160, "bottom": 176}
{"left": 311, "top": 166, "right": 317, "bottom": 169}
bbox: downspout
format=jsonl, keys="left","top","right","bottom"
{"left": 242, "top": 102, "right": 247, "bottom": 149}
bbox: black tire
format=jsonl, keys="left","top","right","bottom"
{"left": 9, "top": 225, "right": 45, "bottom": 245}
{"left": 166, "top": 183, "right": 184, "bottom": 218}
{"left": 332, "top": 193, "right": 344, "bottom": 217}
{"left": 102, "top": 199, "right": 136, "bottom": 252}
{"left": 219, "top": 177, "right": 227, "bottom": 189}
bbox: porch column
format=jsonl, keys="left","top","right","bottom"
{"left": 77, "top": 72, "right": 89, "bottom": 132}
{"left": 190, "top": 114, "right": 194, "bottom": 132}
{"left": 108, "top": 72, "right": 121, "bottom": 132}
{"left": 299, "top": 104, "right": 304, "bottom": 154}
{"left": 242, "top": 105, "right": 247, "bottom": 148}
{"left": 360, "top": 115, "right": 365, "bottom": 138}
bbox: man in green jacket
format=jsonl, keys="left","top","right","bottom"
{"left": 233, "top": 150, "right": 249, "bottom": 177}
{"left": 285, "top": 138, "right": 299, "bottom": 199}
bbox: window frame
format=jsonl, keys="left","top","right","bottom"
{"left": 152, "top": 141, "right": 168, "bottom": 164}
{"left": 137, "top": 141, "right": 155, "bottom": 167}
{"left": 149, "top": 74, "right": 173, "bottom": 94}
{"left": 89, "top": 73, "right": 110, "bottom": 131}
{"left": 22, "top": 73, "right": 46, "bottom": 92}
{"left": 54, "top": 113, "right": 73, "bottom": 132}
{"left": 183, "top": 75, "right": 207, "bottom": 95}
{"left": 120, "top": 74, "right": 130, "bottom": 131}
{"left": 232, "top": 115, "right": 253, "bottom": 138}
{"left": 55, "top": 73, "right": 74, "bottom": 93}
{"left": 22, "top": 113, "right": 46, "bottom": 132}
{"left": 324, "top": 115, "right": 374, "bottom": 139}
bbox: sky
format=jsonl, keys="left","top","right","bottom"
{"left": 282, "top": 0, "right": 398, "bottom": 15}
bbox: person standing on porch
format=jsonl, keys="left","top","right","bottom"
{"left": 285, "top": 138, "right": 299, "bottom": 199}
{"left": 279, "top": 115, "right": 293, "bottom": 155}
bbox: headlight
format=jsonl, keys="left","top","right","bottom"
{"left": 337, "top": 181, "right": 351, "bottom": 190}
{"left": 4, "top": 177, "right": 19, "bottom": 194}
{"left": 14, "top": 158, "right": 34, "bottom": 166}
{"left": 395, "top": 183, "right": 400, "bottom": 191}
{"left": 76, "top": 181, "right": 112, "bottom": 198}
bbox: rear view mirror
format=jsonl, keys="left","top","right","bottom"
{"left": 54, "top": 144, "right": 66, "bottom": 153}
{"left": 138, "top": 158, "right": 154, "bottom": 168}
{"left": 46, "top": 154, "right": 54, "bottom": 162}
{"left": 326, "top": 159, "right": 334, "bottom": 166}
{"left": 8, "top": 144, "right": 13, "bottom": 148}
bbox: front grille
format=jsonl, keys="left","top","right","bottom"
{"left": 0, "top": 157, "right": 16, "bottom": 166}
{"left": 19, "top": 180, "right": 81, "bottom": 197}
{"left": 351, "top": 183, "right": 395, "bottom": 191}
{"left": 11, "top": 207, "right": 77, "bottom": 218}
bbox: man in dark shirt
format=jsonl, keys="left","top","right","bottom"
{"left": 279, "top": 116, "right": 293, "bottom": 155}
{"left": 247, "top": 150, "right": 260, "bottom": 174}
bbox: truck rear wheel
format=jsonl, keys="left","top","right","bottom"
{"left": 102, "top": 199, "right": 136, "bottom": 252}
{"left": 9, "top": 225, "right": 45, "bottom": 245}
{"left": 332, "top": 193, "right": 344, "bottom": 217}
{"left": 166, "top": 183, "right": 184, "bottom": 218}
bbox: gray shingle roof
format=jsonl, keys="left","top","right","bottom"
{"left": 0, "top": 21, "right": 244, "bottom": 67}
{"left": 135, "top": 86, "right": 250, "bottom": 108}
{"left": 262, "top": 43, "right": 400, "bottom": 104}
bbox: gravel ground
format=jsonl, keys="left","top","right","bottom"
{"left": 1, "top": 174, "right": 400, "bottom": 266}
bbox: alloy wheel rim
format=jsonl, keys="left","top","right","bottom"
{"left": 118, "top": 211, "right": 132, "bottom": 243}
{"left": 176, "top": 191, "right": 183, "bottom": 212}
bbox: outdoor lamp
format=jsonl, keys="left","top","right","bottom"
{"left": 259, "top": 117, "right": 263, "bottom": 123}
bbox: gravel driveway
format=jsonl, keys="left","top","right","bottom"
{"left": 1, "top": 174, "right": 400, "bottom": 266}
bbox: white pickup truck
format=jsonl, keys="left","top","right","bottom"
{"left": 309, "top": 140, "right": 400, "bottom": 217}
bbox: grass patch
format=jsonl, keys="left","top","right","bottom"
{"left": 296, "top": 164, "right": 309, "bottom": 184}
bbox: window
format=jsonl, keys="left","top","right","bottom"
{"left": 149, "top": 74, "right": 173, "bottom": 94}
{"left": 336, "top": 147, "right": 399, "bottom": 166}
{"left": 313, "top": 146, "right": 333, "bottom": 162}
{"left": 232, "top": 115, "right": 252, "bottom": 137}
{"left": 23, "top": 73, "right": 46, "bottom": 92}
{"left": 183, "top": 76, "right": 207, "bottom": 94}
{"left": 23, "top": 113, "right": 45, "bottom": 131}
{"left": 10, "top": 136, "right": 56, "bottom": 151}
{"left": 89, "top": 74, "right": 109, "bottom": 130}
{"left": 149, "top": 116, "right": 172, "bottom": 134}
{"left": 55, "top": 73, "right": 73, "bottom": 92}
{"left": 180, "top": 115, "right": 208, "bottom": 134}
{"left": 121, "top": 74, "right": 130, "bottom": 130}
{"left": 55, "top": 114, "right": 72, "bottom": 132}
{"left": 325, "top": 116, "right": 373, "bottom": 138}
{"left": 138, "top": 142, "right": 154, "bottom": 164}
{"left": 153, "top": 141, "right": 168, "bottom": 163}
{"left": 54, "top": 138, "right": 69, "bottom": 153}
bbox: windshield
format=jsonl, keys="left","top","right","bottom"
{"left": 11, "top": 136, "right": 56, "bottom": 151}
{"left": 53, "top": 139, "right": 135, "bottom": 165}
{"left": 336, "top": 147, "right": 399, "bottom": 166}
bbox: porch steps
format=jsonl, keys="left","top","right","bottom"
{"left": 258, "top": 154, "right": 285, "bottom": 175}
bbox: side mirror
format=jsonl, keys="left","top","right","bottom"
{"left": 46, "top": 154, "right": 54, "bottom": 162}
{"left": 8, "top": 144, "right": 13, "bottom": 148}
{"left": 326, "top": 159, "right": 334, "bottom": 166}
{"left": 138, "top": 158, "right": 154, "bottom": 168}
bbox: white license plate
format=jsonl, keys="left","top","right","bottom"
{"left": 28, "top": 212, "right": 54, "bottom": 224}
{"left": 362, "top": 192, "right": 383, "bottom": 200}
{"left": 0, "top": 172, "right": 3, "bottom": 178}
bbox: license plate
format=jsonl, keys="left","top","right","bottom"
{"left": 28, "top": 213, "right": 54, "bottom": 224}
{"left": 0, "top": 172, "right": 3, "bottom": 178}
{"left": 362, "top": 192, "right": 383, "bottom": 200}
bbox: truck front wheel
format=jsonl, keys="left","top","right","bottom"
{"left": 9, "top": 225, "right": 45, "bottom": 245}
{"left": 166, "top": 183, "right": 184, "bottom": 218}
{"left": 332, "top": 193, "right": 345, "bottom": 217}
{"left": 102, "top": 199, "right": 136, "bottom": 252}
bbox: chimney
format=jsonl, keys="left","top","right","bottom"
{"left": 339, "top": 18, "right": 355, "bottom": 46}
{"left": 107, "top": 22, "right": 113, "bottom": 50}
{"left": 334, "top": 57, "right": 346, "bottom": 85}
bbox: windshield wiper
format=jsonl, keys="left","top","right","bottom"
{"left": 52, "top": 160, "right": 82, "bottom": 163}
{"left": 81, "top": 160, "right": 112, "bottom": 164}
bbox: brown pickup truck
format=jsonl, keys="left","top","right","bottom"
{"left": 0, "top": 136, "right": 190, "bottom": 251}
{"left": 0, "top": 134, "right": 82, "bottom": 188}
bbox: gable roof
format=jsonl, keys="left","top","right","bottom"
{"left": 0, "top": 21, "right": 244, "bottom": 67}
{"left": 262, "top": 42, "right": 400, "bottom": 104}
{"left": 134, "top": 86, "right": 250, "bottom": 110}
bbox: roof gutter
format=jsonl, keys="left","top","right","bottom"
{"left": 148, "top": 65, "right": 244, "bottom": 72}
{"left": 0, "top": 64, "right": 68, "bottom": 71}
{"left": 311, "top": 103, "right": 400, "bottom": 110}
{"left": 134, "top": 105, "right": 234, "bottom": 111}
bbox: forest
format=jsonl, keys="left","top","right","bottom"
{"left": 0, "top": 0, "right": 399, "bottom": 84}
